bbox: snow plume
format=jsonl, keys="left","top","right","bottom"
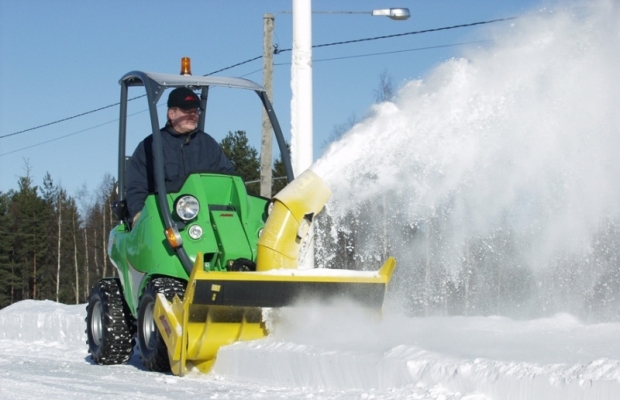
{"left": 262, "top": 300, "right": 391, "bottom": 351}
{"left": 311, "top": 0, "right": 620, "bottom": 320}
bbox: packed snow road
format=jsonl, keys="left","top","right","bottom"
{"left": 1, "top": 300, "right": 620, "bottom": 399}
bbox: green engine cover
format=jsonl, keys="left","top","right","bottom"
{"left": 108, "top": 173, "right": 269, "bottom": 315}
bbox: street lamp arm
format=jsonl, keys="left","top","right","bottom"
{"left": 310, "top": 11, "right": 371, "bottom": 15}
{"left": 274, "top": 8, "right": 410, "bottom": 21}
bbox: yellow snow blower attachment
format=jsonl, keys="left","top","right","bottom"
{"left": 153, "top": 170, "right": 396, "bottom": 376}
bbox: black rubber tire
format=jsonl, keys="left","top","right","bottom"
{"left": 137, "top": 277, "right": 186, "bottom": 372}
{"left": 85, "top": 278, "right": 136, "bottom": 365}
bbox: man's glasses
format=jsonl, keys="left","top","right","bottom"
{"left": 174, "top": 108, "right": 201, "bottom": 115}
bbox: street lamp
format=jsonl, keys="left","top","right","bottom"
{"left": 260, "top": 7, "right": 411, "bottom": 197}
{"left": 371, "top": 8, "right": 411, "bottom": 20}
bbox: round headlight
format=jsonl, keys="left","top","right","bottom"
{"left": 175, "top": 195, "right": 200, "bottom": 221}
{"left": 188, "top": 224, "right": 203, "bottom": 240}
{"left": 267, "top": 201, "right": 274, "bottom": 216}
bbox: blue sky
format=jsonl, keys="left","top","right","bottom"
{"left": 0, "top": 0, "right": 545, "bottom": 196}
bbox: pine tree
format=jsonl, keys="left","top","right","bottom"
{"left": 41, "top": 173, "right": 61, "bottom": 301}
{"left": 11, "top": 171, "right": 49, "bottom": 300}
{"left": 220, "top": 130, "right": 261, "bottom": 196}
{"left": 0, "top": 191, "right": 19, "bottom": 308}
{"left": 58, "top": 195, "right": 82, "bottom": 304}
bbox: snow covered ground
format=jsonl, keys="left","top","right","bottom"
{"left": 3, "top": 2, "right": 620, "bottom": 399}
{"left": 1, "top": 300, "right": 619, "bottom": 399}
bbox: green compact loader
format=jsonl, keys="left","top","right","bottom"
{"left": 85, "top": 62, "right": 396, "bottom": 376}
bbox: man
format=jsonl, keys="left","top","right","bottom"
{"left": 126, "top": 87, "right": 234, "bottom": 224}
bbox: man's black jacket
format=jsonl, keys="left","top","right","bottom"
{"left": 126, "top": 126, "right": 234, "bottom": 218}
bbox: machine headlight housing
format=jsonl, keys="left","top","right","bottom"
{"left": 188, "top": 224, "right": 203, "bottom": 240}
{"left": 175, "top": 195, "right": 200, "bottom": 221}
{"left": 267, "top": 200, "right": 274, "bottom": 216}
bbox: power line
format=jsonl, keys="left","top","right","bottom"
{"left": 0, "top": 57, "right": 265, "bottom": 142}
{"left": 0, "top": 16, "right": 516, "bottom": 143}
{"left": 203, "top": 55, "right": 264, "bottom": 76}
{"left": 4, "top": 39, "right": 489, "bottom": 156}
{"left": 0, "top": 95, "right": 145, "bottom": 140}
{"left": 275, "top": 16, "right": 516, "bottom": 54}
{"left": 239, "top": 39, "right": 491, "bottom": 78}
{"left": 317, "top": 39, "right": 493, "bottom": 64}
{"left": 0, "top": 109, "right": 149, "bottom": 157}
{"left": 0, "top": 120, "right": 116, "bottom": 156}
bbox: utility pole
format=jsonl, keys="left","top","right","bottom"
{"left": 260, "top": 13, "right": 275, "bottom": 197}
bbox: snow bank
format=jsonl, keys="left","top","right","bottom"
{"left": 216, "top": 341, "right": 620, "bottom": 399}
{"left": 0, "top": 300, "right": 85, "bottom": 344}
{"left": 214, "top": 307, "right": 620, "bottom": 399}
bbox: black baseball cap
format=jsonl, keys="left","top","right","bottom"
{"left": 167, "top": 87, "right": 202, "bottom": 110}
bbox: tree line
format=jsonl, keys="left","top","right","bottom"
{"left": 0, "top": 130, "right": 287, "bottom": 309}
